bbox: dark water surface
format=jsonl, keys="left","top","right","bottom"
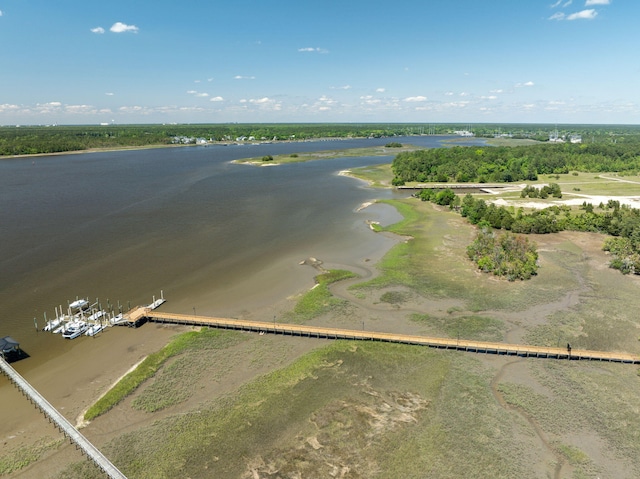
{"left": 0, "top": 135, "right": 480, "bottom": 370}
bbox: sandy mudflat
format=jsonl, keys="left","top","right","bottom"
{"left": 2, "top": 324, "right": 185, "bottom": 472}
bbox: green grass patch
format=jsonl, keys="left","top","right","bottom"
{"left": 233, "top": 144, "right": 422, "bottom": 165}
{"left": 379, "top": 290, "right": 410, "bottom": 305}
{"left": 84, "top": 328, "right": 244, "bottom": 420}
{"left": 348, "top": 163, "right": 394, "bottom": 187}
{"left": 62, "top": 342, "right": 527, "bottom": 479}
{"left": 411, "top": 313, "right": 504, "bottom": 342}
{"left": 288, "top": 269, "right": 357, "bottom": 322}
{"left": 0, "top": 438, "right": 62, "bottom": 475}
{"left": 351, "top": 199, "right": 572, "bottom": 311}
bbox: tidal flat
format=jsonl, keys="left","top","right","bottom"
{"left": 20, "top": 197, "right": 640, "bottom": 479}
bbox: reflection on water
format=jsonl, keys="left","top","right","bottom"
{"left": 0, "top": 136, "right": 470, "bottom": 366}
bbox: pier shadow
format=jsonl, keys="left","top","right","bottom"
{"left": 3, "top": 349, "right": 30, "bottom": 363}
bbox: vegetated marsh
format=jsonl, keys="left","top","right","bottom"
{"left": 55, "top": 166, "right": 640, "bottom": 478}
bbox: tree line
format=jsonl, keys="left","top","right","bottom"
{"left": 392, "top": 142, "right": 640, "bottom": 185}
{"left": 418, "top": 188, "right": 640, "bottom": 276}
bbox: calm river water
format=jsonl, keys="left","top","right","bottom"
{"left": 0, "top": 135, "right": 482, "bottom": 371}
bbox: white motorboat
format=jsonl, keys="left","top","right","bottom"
{"left": 62, "top": 321, "right": 88, "bottom": 339}
{"left": 43, "top": 318, "right": 63, "bottom": 332}
{"left": 69, "top": 298, "right": 89, "bottom": 311}
{"left": 85, "top": 323, "right": 106, "bottom": 337}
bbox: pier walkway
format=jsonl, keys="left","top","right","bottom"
{"left": 0, "top": 357, "right": 127, "bottom": 479}
{"left": 127, "top": 307, "right": 640, "bottom": 364}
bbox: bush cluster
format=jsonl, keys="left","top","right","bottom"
{"left": 467, "top": 225, "right": 538, "bottom": 281}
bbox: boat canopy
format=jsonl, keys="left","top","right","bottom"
{"left": 0, "top": 336, "right": 20, "bottom": 354}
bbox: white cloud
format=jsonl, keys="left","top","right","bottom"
{"left": 46, "top": 102, "right": 62, "bottom": 107}
{"left": 318, "top": 95, "right": 335, "bottom": 104}
{"left": 403, "top": 96, "right": 427, "bottom": 102}
{"left": 444, "top": 91, "right": 454, "bottom": 96}
{"left": 481, "top": 96, "right": 498, "bottom": 100}
{"left": 298, "top": 47, "right": 329, "bottom": 54}
{"left": 376, "top": 88, "right": 385, "bottom": 93}
{"left": 0, "top": 104, "right": 20, "bottom": 112}
{"left": 91, "top": 26, "right": 105, "bottom": 34}
{"left": 515, "top": 81, "right": 535, "bottom": 87}
{"left": 248, "top": 97, "right": 282, "bottom": 111}
{"left": 360, "top": 95, "right": 381, "bottom": 105}
{"left": 331, "top": 85, "right": 351, "bottom": 90}
{"left": 105, "top": 92, "right": 114, "bottom": 96}
{"left": 186, "top": 90, "right": 209, "bottom": 98}
{"left": 110, "top": 22, "right": 139, "bottom": 33}
{"left": 563, "top": 0, "right": 573, "bottom": 6}
{"left": 234, "top": 75, "right": 256, "bottom": 80}
{"left": 585, "top": 0, "right": 609, "bottom": 5}
{"left": 549, "top": 12, "right": 566, "bottom": 20}
{"left": 210, "top": 96, "right": 224, "bottom": 102}
{"left": 459, "top": 92, "right": 470, "bottom": 97}
{"left": 0, "top": 10, "right": 4, "bottom": 16}
{"left": 490, "top": 89, "right": 504, "bottom": 94}
{"left": 567, "top": 9, "right": 598, "bottom": 19}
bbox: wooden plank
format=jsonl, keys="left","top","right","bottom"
{"left": 138, "top": 309, "right": 640, "bottom": 365}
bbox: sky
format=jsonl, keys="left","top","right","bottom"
{"left": 0, "top": 0, "right": 638, "bottom": 125}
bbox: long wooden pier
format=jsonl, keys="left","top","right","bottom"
{"left": 126, "top": 307, "right": 640, "bottom": 364}
{"left": 0, "top": 357, "right": 127, "bottom": 479}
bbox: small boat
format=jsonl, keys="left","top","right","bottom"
{"left": 62, "top": 321, "right": 88, "bottom": 339}
{"left": 43, "top": 318, "right": 63, "bottom": 332}
{"left": 69, "top": 298, "right": 89, "bottom": 311}
{"left": 85, "top": 323, "right": 106, "bottom": 337}
{"left": 53, "top": 323, "right": 67, "bottom": 334}
{"left": 110, "top": 313, "right": 125, "bottom": 324}
{"left": 87, "top": 310, "right": 105, "bottom": 321}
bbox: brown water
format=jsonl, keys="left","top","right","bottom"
{"left": 1, "top": 137, "right": 472, "bottom": 371}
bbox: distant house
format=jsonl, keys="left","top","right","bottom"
{"left": 570, "top": 135, "right": 582, "bottom": 144}
{"left": 454, "top": 130, "right": 475, "bottom": 137}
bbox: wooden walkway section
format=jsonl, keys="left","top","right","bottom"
{"left": 0, "top": 357, "right": 127, "bottom": 479}
{"left": 127, "top": 307, "right": 640, "bottom": 364}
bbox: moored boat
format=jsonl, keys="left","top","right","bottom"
{"left": 62, "top": 321, "right": 88, "bottom": 339}
{"left": 85, "top": 323, "right": 106, "bottom": 336}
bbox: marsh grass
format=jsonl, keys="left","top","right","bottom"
{"left": 234, "top": 144, "right": 421, "bottom": 165}
{"left": 352, "top": 199, "right": 573, "bottom": 312}
{"left": 84, "top": 329, "right": 244, "bottom": 420}
{"left": 411, "top": 313, "right": 504, "bottom": 342}
{"left": 287, "top": 269, "right": 357, "bottom": 322}
{"left": 0, "top": 437, "right": 62, "bottom": 475}
{"left": 60, "top": 342, "right": 527, "bottom": 479}
{"left": 348, "top": 163, "right": 394, "bottom": 187}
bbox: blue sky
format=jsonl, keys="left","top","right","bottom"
{"left": 0, "top": 0, "right": 637, "bottom": 125}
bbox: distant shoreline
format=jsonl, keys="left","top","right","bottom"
{"left": 0, "top": 136, "right": 370, "bottom": 160}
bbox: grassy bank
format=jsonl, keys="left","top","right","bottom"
{"left": 84, "top": 329, "right": 244, "bottom": 421}
{"left": 351, "top": 199, "right": 574, "bottom": 312}
{"left": 61, "top": 342, "right": 528, "bottom": 479}
{"left": 233, "top": 144, "right": 420, "bottom": 165}
{"left": 57, "top": 164, "right": 640, "bottom": 478}
{"left": 287, "top": 269, "right": 357, "bottom": 322}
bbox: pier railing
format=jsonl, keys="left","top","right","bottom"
{"left": 128, "top": 308, "right": 640, "bottom": 365}
{"left": 0, "top": 357, "right": 127, "bottom": 479}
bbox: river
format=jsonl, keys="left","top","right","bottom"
{"left": 0, "top": 135, "right": 485, "bottom": 372}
